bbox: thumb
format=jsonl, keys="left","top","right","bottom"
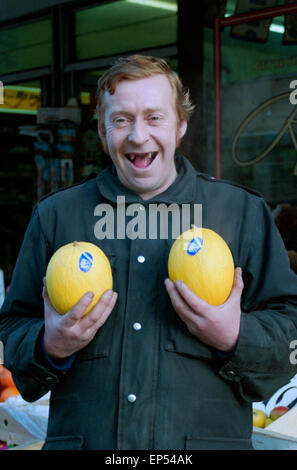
{"left": 234, "top": 266, "right": 243, "bottom": 284}
{"left": 42, "top": 277, "right": 49, "bottom": 302}
{"left": 227, "top": 267, "right": 244, "bottom": 302}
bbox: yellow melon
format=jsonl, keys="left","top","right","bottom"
{"left": 168, "top": 227, "right": 234, "bottom": 305}
{"left": 46, "top": 241, "right": 113, "bottom": 315}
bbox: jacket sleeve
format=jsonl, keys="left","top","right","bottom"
{"left": 0, "top": 205, "right": 66, "bottom": 402}
{"left": 218, "top": 198, "right": 297, "bottom": 403}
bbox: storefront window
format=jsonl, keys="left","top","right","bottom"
{"left": 74, "top": 0, "right": 177, "bottom": 60}
{"left": 0, "top": 80, "right": 41, "bottom": 281}
{"left": 0, "top": 19, "right": 51, "bottom": 75}
{"left": 0, "top": 83, "right": 41, "bottom": 115}
{"left": 204, "top": 6, "right": 297, "bottom": 204}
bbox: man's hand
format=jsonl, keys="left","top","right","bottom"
{"left": 42, "top": 279, "right": 118, "bottom": 360}
{"left": 164, "top": 267, "right": 243, "bottom": 352}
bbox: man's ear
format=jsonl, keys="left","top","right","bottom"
{"left": 176, "top": 120, "right": 188, "bottom": 147}
{"left": 179, "top": 120, "right": 188, "bottom": 140}
{"left": 97, "top": 117, "right": 105, "bottom": 140}
{"left": 97, "top": 118, "right": 109, "bottom": 155}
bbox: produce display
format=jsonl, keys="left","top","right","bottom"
{"left": 168, "top": 226, "right": 234, "bottom": 305}
{"left": 46, "top": 241, "right": 113, "bottom": 315}
{"left": 269, "top": 406, "right": 290, "bottom": 421}
{"left": 0, "top": 365, "right": 19, "bottom": 402}
{"left": 253, "top": 405, "right": 290, "bottom": 428}
{"left": 252, "top": 409, "right": 267, "bottom": 429}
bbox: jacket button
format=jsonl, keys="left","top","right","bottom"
{"left": 127, "top": 394, "right": 137, "bottom": 403}
{"left": 137, "top": 255, "right": 145, "bottom": 263}
{"left": 132, "top": 322, "right": 142, "bottom": 331}
{"left": 44, "top": 376, "right": 55, "bottom": 383}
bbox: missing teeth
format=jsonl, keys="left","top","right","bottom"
{"left": 127, "top": 152, "right": 156, "bottom": 161}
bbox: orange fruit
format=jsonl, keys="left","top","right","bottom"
{"left": 0, "top": 367, "right": 15, "bottom": 389}
{"left": 0, "top": 386, "right": 19, "bottom": 402}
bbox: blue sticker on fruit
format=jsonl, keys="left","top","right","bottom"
{"left": 187, "top": 237, "right": 203, "bottom": 256}
{"left": 79, "top": 252, "right": 93, "bottom": 272}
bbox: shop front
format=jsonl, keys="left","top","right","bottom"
{"left": 0, "top": 0, "right": 296, "bottom": 286}
{"left": 0, "top": 0, "right": 179, "bottom": 286}
{"left": 0, "top": 0, "right": 296, "bottom": 451}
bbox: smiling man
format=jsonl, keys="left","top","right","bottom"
{"left": 0, "top": 55, "right": 297, "bottom": 451}
{"left": 98, "top": 73, "right": 187, "bottom": 200}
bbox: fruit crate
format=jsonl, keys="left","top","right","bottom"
{"left": 252, "top": 406, "right": 297, "bottom": 450}
{"left": 0, "top": 394, "right": 49, "bottom": 449}
{"left": 252, "top": 427, "right": 297, "bottom": 450}
{"left": 7, "top": 439, "right": 44, "bottom": 450}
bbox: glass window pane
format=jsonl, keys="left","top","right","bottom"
{"left": 204, "top": 13, "right": 297, "bottom": 203}
{"left": 0, "top": 19, "right": 51, "bottom": 75}
{"left": 0, "top": 83, "right": 41, "bottom": 115}
{"left": 75, "top": 0, "right": 177, "bottom": 60}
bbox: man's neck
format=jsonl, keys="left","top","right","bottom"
{"left": 137, "top": 169, "right": 178, "bottom": 201}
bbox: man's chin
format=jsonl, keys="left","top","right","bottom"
{"left": 121, "top": 175, "right": 159, "bottom": 199}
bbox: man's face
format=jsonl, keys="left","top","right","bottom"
{"left": 98, "top": 74, "right": 187, "bottom": 200}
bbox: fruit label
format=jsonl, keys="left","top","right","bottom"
{"left": 79, "top": 252, "right": 93, "bottom": 272}
{"left": 187, "top": 237, "right": 203, "bottom": 256}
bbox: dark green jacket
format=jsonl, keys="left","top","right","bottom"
{"left": 1, "top": 156, "right": 297, "bottom": 450}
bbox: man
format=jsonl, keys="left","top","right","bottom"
{"left": 0, "top": 55, "right": 297, "bottom": 450}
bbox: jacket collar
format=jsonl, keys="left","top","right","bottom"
{"left": 96, "top": 155, "right": 197, "bottom": 205}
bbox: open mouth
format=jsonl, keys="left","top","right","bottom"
{"left": 125, "top": 151, "right": 158, "bottom": 169}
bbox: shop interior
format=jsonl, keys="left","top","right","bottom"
{"left": 0, "top": 0, "right": 296, "bottom": 290}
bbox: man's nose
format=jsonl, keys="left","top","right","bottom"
{"left": 128, "top": 119, "right": 149, "bottom": 145}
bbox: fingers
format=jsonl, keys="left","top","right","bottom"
{"left": 43, "top": 272, "right": 118, "bottom": 330}
{"left": 81, "top": 290, "right": 118, "bottom": 331}
{"left": 165, "top": 278, "right": 200, "bottom": 323}
{"left": 62, "top": 289, "right": 117, "bottom": 328}
{"left": 173, "top": 279, "right": 211, "bottom": 312}
{"left": 61, "top": 292, "right": 93, "bottom": 325}
{"left": 165, "top": 266, "right": 244, "bottom": 315}
{"left": 165, "top": 268, "right": 243, "bottom": 351}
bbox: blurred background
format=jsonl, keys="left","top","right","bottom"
{"left": 0, "top": 0, "right": 296, "bottom": 291}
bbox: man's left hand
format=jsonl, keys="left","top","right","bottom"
{"left": 164, "top": 267, "right": 243, "bottom": 352}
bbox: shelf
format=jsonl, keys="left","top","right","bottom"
{"left": 0, "top": 171, "right": 34, "bottom": 178}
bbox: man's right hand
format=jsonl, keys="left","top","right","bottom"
{"left": 42, "top": 279, "right": 118, "bottom": 360}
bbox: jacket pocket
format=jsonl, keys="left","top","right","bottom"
{"left": 77, "top": 310, "right": 116, "bottom": 361}
{"left": 164, "top": 306, "right": 214, "bottom": 361}
{"left": 185, "top": 436, "right": 253, "bottom": 450}
{"left": 42, "top": 435, "right": 85, "bottom": 450}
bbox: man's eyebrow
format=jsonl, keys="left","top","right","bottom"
{"left": 144, "top": 107, "right": 167, "bottom": 114}
{"left": 110, "top": 107, "right": 167, "bottom": 117}
{"left": 110, "top": 109, "right": 131, "bottom": 117}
